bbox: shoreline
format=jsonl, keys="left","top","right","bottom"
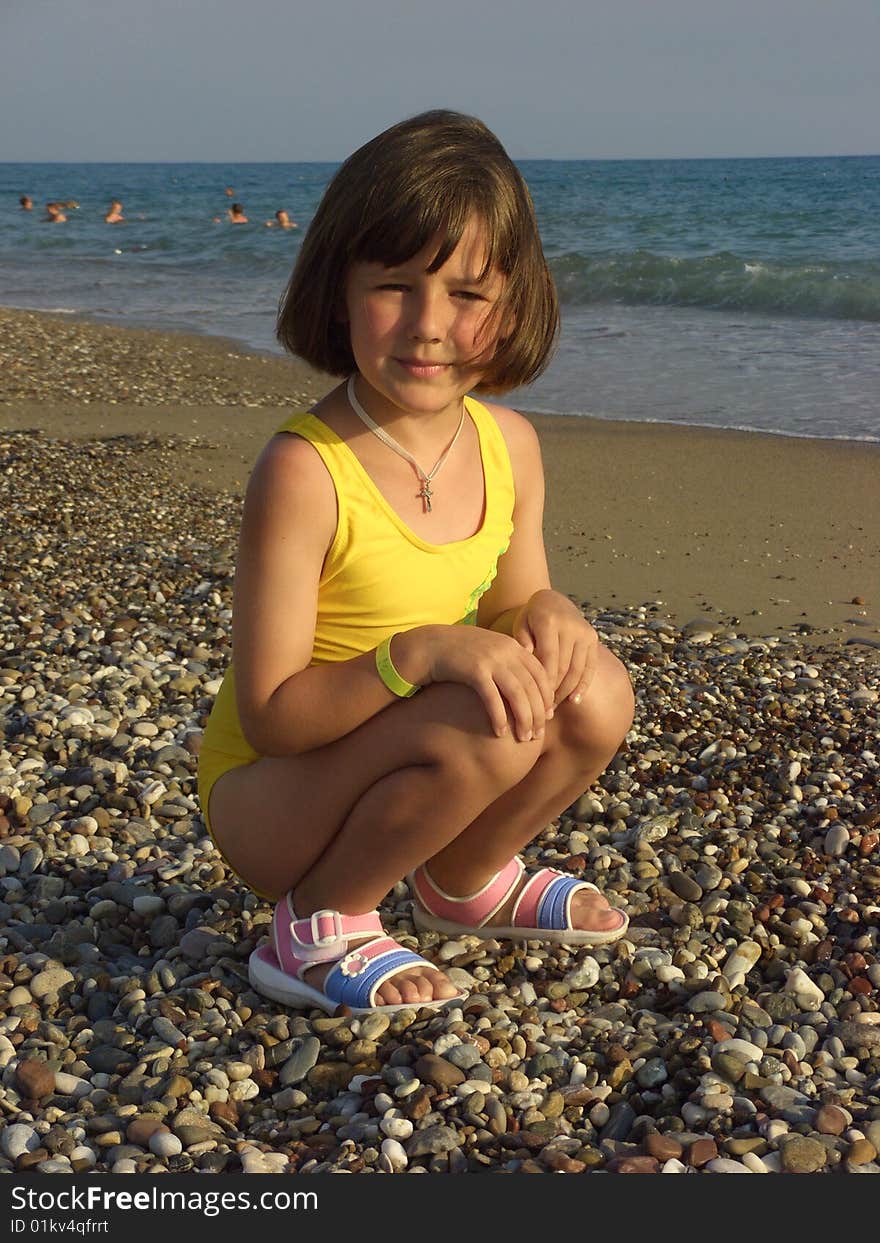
{"left": 4, "top": 301, "right": 880, "bottom": 448}
{"left": 2, "top": 304, "right": 879, "bottom": 644}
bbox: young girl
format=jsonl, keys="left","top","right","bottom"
{"left": 198, "top": 110, "right": 635, "bottom": 1015}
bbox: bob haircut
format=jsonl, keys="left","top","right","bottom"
{"left": 277, "top": 110, "right": 559, "bottom": 394}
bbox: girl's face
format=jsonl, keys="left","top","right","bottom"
{"left": 343, "top": 216, "right": 506, "bottom": 420}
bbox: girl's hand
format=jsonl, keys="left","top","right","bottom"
{"left": 511, "top": 589, "right": 600, "bottom": 708}
{"left": 395, "top": 625, "right": 554, "bottom": 742}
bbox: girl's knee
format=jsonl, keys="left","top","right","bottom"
{"left": 416, "top": 683, "right": 541, "bottom": 790}
{"left": 555, "top": 645, "right": 635, "bottom": 756}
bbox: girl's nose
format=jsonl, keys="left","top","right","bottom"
{"left": 406, "top": 289, "right": 444, "bottom": 341}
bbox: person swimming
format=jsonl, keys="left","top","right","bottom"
{"left": 227, "top": 202, "right": 248, "bottom": 223}
{"left": 19, "top": 195, "right": 33, "bottom": 211}
{"left": 265, "top": 208, "right": 298, "bottom": 229}
{"left": 104, "top": 200, "right": 124, "bottom": 223}
{"left": 43, "top": 202, "right": 67, "bottom": 223}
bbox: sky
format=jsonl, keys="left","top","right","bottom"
{"left": 2, "top": 0, "right": 879, "bottom": 162}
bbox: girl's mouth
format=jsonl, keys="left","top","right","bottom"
{"left": 393, "top": 359, "right": 452, "bottom": 377}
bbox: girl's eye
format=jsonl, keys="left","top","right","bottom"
{"left": 377, "top": 282, "right": 409, "bottom": 292}
{"left": 454, "top": 290, "right": 486, "bottom": 302}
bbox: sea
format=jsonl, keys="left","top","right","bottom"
{"left": 2, "top": 156, "right": 879, "bottom": 442}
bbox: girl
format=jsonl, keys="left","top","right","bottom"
{"left": 198, "top": 110, "right": 635, "bottom": 1015}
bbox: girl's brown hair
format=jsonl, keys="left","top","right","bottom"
{"left": 276, "top": 110, "right": 559, "bottom": 393}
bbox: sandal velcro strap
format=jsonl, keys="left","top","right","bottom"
{"left": 273, "top": 896, "right": 382, "bottom": 967}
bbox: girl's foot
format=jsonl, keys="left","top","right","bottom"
{"left": 248, "top": 895, "right": 463, "bottom": 1013}
{"left": 485, "top": 876, "right": 623, "bottom": 937}
{"left": 410, "top": 856, "right": 629, "bottom": 946}
{"left": 300, "top": 938, "right": 461, "bottom": 1009}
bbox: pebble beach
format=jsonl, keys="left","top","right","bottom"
{"left": 2, "top": 308, "right": 880, "bottom": 1177}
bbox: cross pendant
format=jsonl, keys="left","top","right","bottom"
{"left": 418, "top": 480, "right": 433, "bottom": 513}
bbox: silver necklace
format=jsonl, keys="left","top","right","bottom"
{"left": 346, "top": 375, "right": 465, "bottom": 514}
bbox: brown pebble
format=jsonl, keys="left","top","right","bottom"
{"left": 848, "top": 1138, "right": 877, "bottom": 1166}
{"left": 126, "top": 1117, "right": 168, "bottom": 1146}
{"left": 413, "top": 1052, "right": 465, "bottom": 1090}
{"left": 17, "top": 1149, "right": 50, "bottom": 1170}
{"left": 644, "top": 1131, "right": 683, "bottom": 1161}
{"left": 851, "top": 596, "right": 866, "bottom": 605}
{"left": 606, "top": 1155, "right": 661, "bottom": 1173}
{"left": 209, "top": 1100, "right": 240, "bottom": 1127}
{"left": 848, "top": 977, "right": 872, "bottom": 996}
{"left": 14, "top": 1059, "right": 56, "bottom": 1099}
{"left": 542, "top": 1150, "right": 586, "bottom": 1173}
{"left": 561, "top": 1086, "right": 596, "bottom": 1107}
{"left": 688, "top": 1138, "right": 718, "bottom": 1167}
{"left": 859, "top": 833, "right": 879, "bottom": 857}
{"left": 814, "top": 1103, "right": 848, "bottom": 1135}
{"left": 404, "top": 1086, "right": 434, "bottom": 1121}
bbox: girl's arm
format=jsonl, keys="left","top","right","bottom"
{"left": 477, "top": 405, "right": 602, "bottom": 706}
{"left": 232, "top": 433, "right": 411, "bottom": 756}
{"left": 476, "top": 406, "right": 552, "bottom": 633}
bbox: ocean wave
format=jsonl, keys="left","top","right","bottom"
{"left": 551, "top": 250, "right": 880, "bottom": 321}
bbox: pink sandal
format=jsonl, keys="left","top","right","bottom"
{"left": 248, "top": 893, "right": 467, "bottom": 1014}
{"left": 409, "top": 856, "right": 629, "bottom": 946}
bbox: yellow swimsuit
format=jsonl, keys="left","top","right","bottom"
{"left": 197, "top": 395, "right": 515, "bottom": 843}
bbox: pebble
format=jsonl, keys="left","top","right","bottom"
{"left": 149, "top": 1131, "right": 183, "bottom": 1158}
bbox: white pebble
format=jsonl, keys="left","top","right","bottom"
{"left": 224, "top": 1061, "right": 254, "bottom": 1081}
{"left": 380, "top": 1116, "right": 413, "bottom": 1140}
{"left": 149, "top": 1131, "right": 183, "bottom": 1158}
{"left": 1, "top": 1124, "right": 39, "bottom": 1160}
{"left": 783, "top": 966, "right": 825, "bottom": 1010}
{"left": 742, "top": 1151, "right": 769, "bottom": 1173}
{"left": 229, "top": 1079, "right": 260, "bottom": 1101}
{"left": 706, "top": 1158, "right": 751, "bottom": 1173}
{"left": 823, "top": 824, "right": 850, "bottom": 856}
{"left": 68, "top": 1146, "right": 97, "bottom": 1167}
{"left": 564, "top": 956, "right": 600, "bottom": 989}
{"left": 380, "top": 1138, "right": 408, "bottom": 1172}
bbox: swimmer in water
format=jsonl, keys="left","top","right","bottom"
{"left": 43, "top": 202, "right": 67, "bottom": 223}
{"left": 104, "top": 200, "right": 125, "bottom": 223}
{"left": 20, "top": 195, "right": 33, "bottom": 211}
{"left": 228, "top": 202, "right": 248, "bottom": 224}
{"left": 265, "top": 208, "right": 298, "bottom": 229}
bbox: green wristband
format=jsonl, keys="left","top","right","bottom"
{"left": 375, "top": 634, "right": 420, "bottom": 698}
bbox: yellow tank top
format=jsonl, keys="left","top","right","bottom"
{"left": 200, "top": 395, "right": 515, "bottom": 766}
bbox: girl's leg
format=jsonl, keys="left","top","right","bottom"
{"left": 421, "top": 643, "right": 636, "bottom": 934}
{"left": 208, "top": 643, "right": 633, "bottom": 1005}
{"left": 208, "top": 681, "right": 544, "bottom": 1006}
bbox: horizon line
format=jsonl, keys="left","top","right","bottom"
{"left": 2, "top": 152, "right": 879, "bottom": 166}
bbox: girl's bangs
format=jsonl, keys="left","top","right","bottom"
{"left": 352, "top": 186, "right": 506, "bottom": 280}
